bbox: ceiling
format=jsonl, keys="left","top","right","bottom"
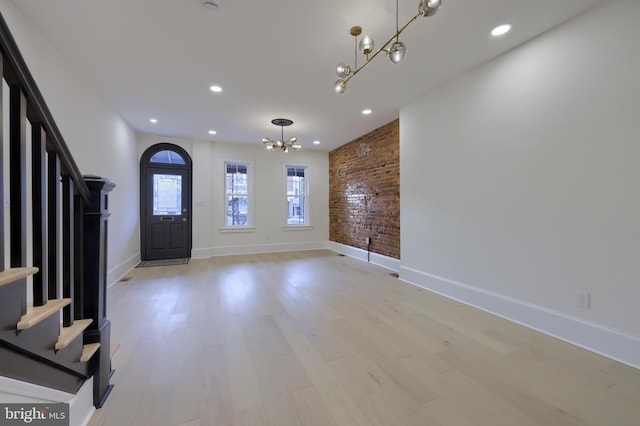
{"left": 9, "top": 0, "right": 602, "bottom": 151}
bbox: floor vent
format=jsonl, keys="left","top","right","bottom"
{"left": 337, "top": 253, "right": 346, "bottom": 257}
{"left": 119, "top": 276, "right": 132, "bottom": 282}
{"left": 389, "top": 272, "right": 399, "bottom": 278}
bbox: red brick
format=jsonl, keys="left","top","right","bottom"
{"left": 329, "top": 119, "right": 400, "bottom": 259}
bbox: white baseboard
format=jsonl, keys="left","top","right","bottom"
{"left": 327, "top": 241, "right": 400, "bottom": 272}
{"left": 0, "top": 376, "right": 95, "bottom": 426}
{"left": 399, "top": 265, "right": 640, "bottom": 370}
{"left": 192, "top": 247, "right": 214, "bottom": 259}
{"left": 194, "top": 241, "right": 329, "bottom": 258}
{"left": 107, "top": 253, "right": 140, "bottom": 287}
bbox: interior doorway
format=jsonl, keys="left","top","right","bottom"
{"left": 140, "top": 143, "right": 192, "bottom": 261}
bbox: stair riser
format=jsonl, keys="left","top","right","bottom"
{"left": 0, "top": 279, "right": 27, "bottom": 329}
{"left": 2, "top": 314, "right": 60, "bottom": 353}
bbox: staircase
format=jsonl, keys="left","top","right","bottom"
{"left": 0, "top": 9, "right": 114, "bottom": 413}
{"left": 0, "top": 268, "right": 95, "bottom": 394}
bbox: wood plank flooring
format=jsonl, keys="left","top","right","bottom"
{"left": 88, "top": 250, "right": 640, "bottom": 426}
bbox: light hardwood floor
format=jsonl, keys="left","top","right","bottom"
{"left": 88, "top": 250, "right": 640, "bottom": 426}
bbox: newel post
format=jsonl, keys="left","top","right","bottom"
{"left": 82, "top": 175, "right": 116, "bottom": 408}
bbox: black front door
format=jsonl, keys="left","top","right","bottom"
{"left": 140, "top": 144, "right": 192, "bottom": 261}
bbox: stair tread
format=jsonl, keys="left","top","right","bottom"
{"left": 55, "top": 319, "right": 93, "bottom": 350}
{"left": 0, "top": 267, "right": 39, "bottom": 287}
{"left": 17, "top": 299, "right": 71, "bottom": 330}
{"left": 80, "top": 342, "right": 101, "bottom": 362}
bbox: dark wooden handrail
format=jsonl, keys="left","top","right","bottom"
{"left": 0, "top": 12, "right": 90, "bottom": 202}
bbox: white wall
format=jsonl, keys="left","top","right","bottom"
{"left": 0, "top": 377, "right": 95, "bottom": 426}
{"left": 400, "top": 0, "right": 640, "bottom": 367}
{"left": 0, "top": 1, "right": 140, "bottom": 284}
{"left": 138, "top": 133, "right": 329, "bottom": 257}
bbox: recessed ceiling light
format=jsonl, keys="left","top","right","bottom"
{"left": 210, "top": 85, "right": 222, "bottom": 93}
{"left": 491, "top": 24, "right": 511, "bottom": 37}
{"left": 362, "top": 109, "right": 372, "bottom": 115}
{"left": 208, "top": 130, "right": 217, "bottom": 135}
{"left": 149, "top": 118, "right": 158, "bottom": 123}
{"left": 313, "top": 140, "right": 321, "bottom": 145}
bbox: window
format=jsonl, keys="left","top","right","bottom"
{"left": 285, "top": 165, "right": 308, "bottom": 225}
{"left": 149, "top": 150, "right": 186, "bottom": 164}
{"left": 153, "top": 173, "right": 182, "bottom": 215}
{"left": 225, "top": 162, "right": 251, "bottom": 226}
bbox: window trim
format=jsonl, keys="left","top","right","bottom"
{"left": 221, "top": 160, "right": 255, "bottom": 230}
{"left": 283, "top": 163, "right": 310, "bottom": 227}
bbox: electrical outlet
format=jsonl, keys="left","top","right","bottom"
{"left": 576, "top": 291, "right": 591, "bottom": 309}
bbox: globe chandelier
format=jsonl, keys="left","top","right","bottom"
{"left": 334, "top": 0, "right": 443, "bottom": 94}
{"left": 262, "top": 118, "right": 301, "bottom": 153}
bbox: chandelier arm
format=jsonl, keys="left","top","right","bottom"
{"left": 344, "top": 13, "right": 420, "bottom": 84}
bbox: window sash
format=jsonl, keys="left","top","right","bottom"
{"left": 225, "top": 162, "right": 251, "bottom": 226}
{"left": 287, "top": 195, "right": 306, "bottom": 224}
{"left": 226, "top": 195, "right": 248, "bottom": 226}
{"left": 285, "top": 165, "right": 308, "bottom": 225}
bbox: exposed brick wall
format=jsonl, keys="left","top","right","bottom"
{"left": 329, "top": 119, "right": 400, "bottom": 259}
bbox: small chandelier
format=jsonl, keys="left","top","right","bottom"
{"left": 334, "top": 0, "right": 443, "bottom": 94}
{"left": 262, "top": 118, "right": 301, "bottom": 153}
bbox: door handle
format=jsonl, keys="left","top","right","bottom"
{"left": 182, "top": 218, "right": 187, "bottom": 222}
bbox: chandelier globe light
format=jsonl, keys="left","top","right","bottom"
{"left": 262, "top": 118, "right": 301, "bottom": 153}
{"left": 388, "top": 40, "right": 407, "bottom": 64}
{"left": 334, "top": 0, "right": 443, "bottom": 94}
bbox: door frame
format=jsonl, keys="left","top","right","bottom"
{"left": 140, "top": 143, "right": 193, "bottom": 261}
